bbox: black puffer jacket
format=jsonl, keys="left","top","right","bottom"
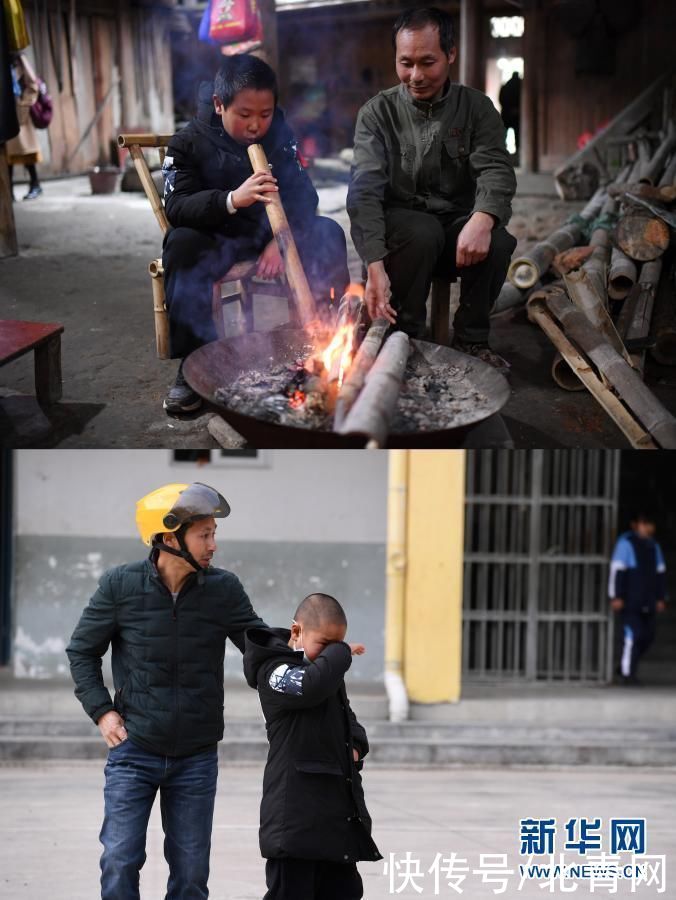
{"left": 66, "top": 555, "right": 265, "bottom": 757}
{"left": 244, "top": 627, "right": 382, "bottom": 864}
{"left": 162, "top": 81, "right": 318, "bottom": 242}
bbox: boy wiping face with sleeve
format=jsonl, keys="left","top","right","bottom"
{"left": 243, "top": 592, "right": 382, "bottom": 899}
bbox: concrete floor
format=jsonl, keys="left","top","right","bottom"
{"left": 1, "top": 762, "right": 673, "bottom": 899}
{"left": 2, "top": 167, "right": 675, "bottom": 448}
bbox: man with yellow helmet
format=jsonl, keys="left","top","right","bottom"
{"left": 66, "top": 482, "right": 266, "bottom": 900}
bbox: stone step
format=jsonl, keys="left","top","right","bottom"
{"left": 1, "top": 720, "right": 675, "bottom": 766}
{"left": 1, "top": 717, "right": 674, "bottom": 745}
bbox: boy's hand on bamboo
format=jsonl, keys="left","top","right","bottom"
{"left": 349, "top": 643, "right": 366, "bottom": 656}
{"left": 231, "top": 172, "right": 278, "bottom": 209}
{"left": 257, "top": 239, "right": 285, "bottom": 279}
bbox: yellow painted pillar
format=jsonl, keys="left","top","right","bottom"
{"left": 403, "top": 450, "right": 466, "bottom": 703}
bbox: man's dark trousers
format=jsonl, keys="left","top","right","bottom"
{"left": 382, "top": 208, "right": 517, "bottom": 341}
{"left": 264, "top": 858, "right": 364, "bottom": 900}
{"left": 100, "top": 739, "right": 218, "bottom": 900}
{"left": 162, "top": 216, "right": 350, "bottom": 359}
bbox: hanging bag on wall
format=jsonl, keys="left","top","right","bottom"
{"left": 29, "top": 76, "right": 52, "bottom": 128}
{"left": 3, "top": 0, "right": 30, "bottom": 52}
{"left": 209, "top": 0, "right": 262, "bottom": 45}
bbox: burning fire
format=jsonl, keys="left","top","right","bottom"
{"left": 286, "top": 283, "right": 365, "bottom": 409}
{"left": 321, "top": 323, "right": 357, "bottom": 389}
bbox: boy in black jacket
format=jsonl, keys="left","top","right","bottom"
{"left": 161, "top": 55, "right": 350, "bottom": 414}
{"left": 243, "top": 592, "right": 382, "bottom": 900}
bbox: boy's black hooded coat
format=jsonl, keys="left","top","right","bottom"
{"left": 163, "top": 82, "right": 318, "bottom": 243}
{"left": 244, "top": 627, "right": 382, "bottom": 864}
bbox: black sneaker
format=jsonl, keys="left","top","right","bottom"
{"left": 452, "top": 338, "right": 511, "bottom": 376}
{"left": 23, "top": 185, "right": 43, "bottom": 200}
{"left": 163, "top": 362, "right": 202, "bottom": 415}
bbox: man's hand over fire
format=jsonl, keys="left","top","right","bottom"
{"left": 349, "top": 643, "right": 366, "bottom": 655}
{"left": 365, "top": 261, "right": 397, "bottom": 324}
{"left": 456, "top": 211, "right": 495, "bottom": 267}
{"left": 257, "top": 239, "right": 284, "bottom": 279}
{"left": 231, "top": 171, "right": 278, "bottom": 208}
{"left": 98, "top": 710, "right": 128, "bottom": 748}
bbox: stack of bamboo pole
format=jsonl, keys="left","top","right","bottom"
{"left": 509, "top": 87, "right": 676, "bottom": 448}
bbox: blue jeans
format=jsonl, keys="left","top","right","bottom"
{"left": 100, "top": 739, "right": 218, "bottom": 900}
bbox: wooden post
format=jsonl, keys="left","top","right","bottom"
{"left": 521, "top": 0, "right": 541, "bottom": 173}
{"left": 459, "top": 0, "right": 483, "bottom": 90}
{"left": 247, "top": 143, "right": 317, "bottom": 326}
{"left": 0, "top": 144, "right": 18, "bottom": 258}
{"left": 256, "top": 0, "right": 279, "bottom": 71}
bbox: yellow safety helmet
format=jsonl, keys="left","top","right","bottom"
{"left": 136, "top": 482, "right": 231, "bottom": 546}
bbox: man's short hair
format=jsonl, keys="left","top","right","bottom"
{"left": 294, "top": 593, "right": 347, "bottom": 629}
{"left": 392, "top": 6, "right": 455, "bottom": 56}
{"left": 213, "top": 53, "right": 278, "bottom": 110}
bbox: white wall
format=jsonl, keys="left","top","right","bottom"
{"left": 15, "top": 450, "right": 388, "bottom": 544}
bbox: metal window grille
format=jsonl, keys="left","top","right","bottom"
{"left": 463, "top": 450, "right": 620, "bottom": 682}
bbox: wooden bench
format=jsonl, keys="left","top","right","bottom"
{"left": 0, "top": 320, "right": 64, "bottom": 407}
{"left": 118, "top": 133, "right": 296, "bottom": 359}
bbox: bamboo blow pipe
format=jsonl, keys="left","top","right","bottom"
{"left": 247, "top": 144, "right": 317, "bottom": 326}
{"left": 336, "top": 331, "right": 410, "bottom": 446}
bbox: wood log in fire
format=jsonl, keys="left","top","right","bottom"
{"left": 336, "top": 331, "right": 410, "bottom": 447}
{"left": 333, "top": 319, "right": 389, "bottom": 430}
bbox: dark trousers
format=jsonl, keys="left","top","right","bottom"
{"left": 620, "top": 611, "right": 657, "bottom": 678}
{"left": 100, "top": 739, "right": 218, "bottom": 900}
{"left": 264, "top": 858, "right": 363, "bottom": 900}
{"left": 162, "top": 216, "right": 350, "bottom": 359}
{"left": 383, "top": 208, "right": 517, "bottom": 343}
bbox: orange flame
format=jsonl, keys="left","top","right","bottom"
{"left": 321, "top": 324, "right": 356, "bottom": 388}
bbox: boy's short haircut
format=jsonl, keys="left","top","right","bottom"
{"left": 213, "top": 53, "right": 278, "bottom": 110}
{"left": 630, "top": 511, "right": 656, "bottom": 524}
{"left": 294, "top": 593, "right": 347, "bottom": 629}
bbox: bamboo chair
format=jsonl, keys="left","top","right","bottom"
{"left": 117, "top": 133, "right": 296, "bottom": 359}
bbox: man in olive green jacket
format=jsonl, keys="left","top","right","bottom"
{"left": 347, "top": 6, "right": 517, "bottom": 371}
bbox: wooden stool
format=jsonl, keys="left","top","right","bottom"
{"left": 431, "top": 276, "right": 457, "bottom": 345}
{"left": 0, "top": 319, "right": 64, "bottom": 407}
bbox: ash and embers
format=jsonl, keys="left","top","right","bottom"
{"left": 214, "top": 344, "right": 492, "bottom": 434}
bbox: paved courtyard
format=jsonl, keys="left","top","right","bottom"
{"left": 1, "top": 762, "right": 673, "bottom": 898}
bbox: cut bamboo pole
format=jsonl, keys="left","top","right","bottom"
{"left": 507, "top": 187, "right": 606, "bottom": 289}
{"left": 336, "top": 331, "right": 410, "bottom": 446}
{"left": 334, "top": 319, "right": 389, "bottom": 429}
{"left": 563, "top": 268, "right": 629, "bottom": 359}
{"left": 624, "top": 258, "right": 663, "bottom": 376}
{"left": 608, "top": 248, "right": 637, "bottom": 300}
{"left": 247, "top": 143, "right": 317, "bottom": 326}
{"left": 541, "top": 289, "right": 676, "bottom": 448}
{"left": 129, "top": 144, "right": 169, "bottom": 234}
{"left": 616, "top": 206, "right": 670, "bottom": 261}
{"left": 148, "top": 258, "right": 170, "bottom": 359}
{"left": 528, "top": 293, "right": 657, "bottom": 448}
{"left": 650, "top": 262, "right": 676, "bottom": 365}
